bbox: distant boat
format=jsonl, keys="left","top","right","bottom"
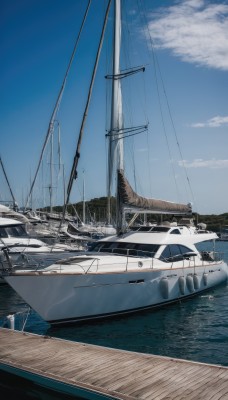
{"left": 68, "top": 221, "right": 116, "bottom": 238}
{"left": 0, "top": 216, "right": 84, "bottom": 284}
{"left": 219, "top": 226, "right": 228, "bottom": 241}
{"left": 3, "top": 0, "right": 228, "bottom": 324}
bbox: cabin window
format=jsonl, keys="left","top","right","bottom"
{"left": 130, "top": 226, "right": 170, "bottom": 233}
{"left": 160, "top": 246, "right": 171, "bottom": 262}
{"left": 160, "top": 244, "right": 193, "bottom": 263}
{"left": 137, "top": 226, "right": 153, "bottom": 232}
{"left": 0, "top": 227, "right": 7, "bottom": 238}
{"left": 170, "top": 229, "right": 181, "bottom": 234}
{"left": 178, "top": 245, "right": 193, "bottom": 254}
{"left": 89, "top": 241, "right": 160, "bottom": 257}
{"left": 170, "top": 244, "right": 182, "bottom": 258}
{"left": 151, "top": 227, "right": 170, "bottom": 232}
{"left": 0, "top": 225, "right": 27, "bottom": 238}
{"left": 5, "top": 224, "right": 28, "bottom": 238}
{"left": 160, "top": 245, "right": 183, "bottom": 262}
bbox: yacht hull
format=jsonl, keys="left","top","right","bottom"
{"left": 5, "top": 262, "right": 228, "bottom": 325}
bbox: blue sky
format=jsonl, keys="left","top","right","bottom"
{"left": 1, "top": 0, "right": 228, "bottom": 215}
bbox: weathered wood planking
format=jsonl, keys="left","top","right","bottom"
{"left": 0, "top": 328, "right": 228, "bottom": 399}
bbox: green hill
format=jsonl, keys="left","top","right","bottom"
{"left": 45, "top": 197, "right": 228, "bottom": 233}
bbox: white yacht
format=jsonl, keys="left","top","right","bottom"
{"left": 3, "top": 217, "right": 228, "bottom": 324}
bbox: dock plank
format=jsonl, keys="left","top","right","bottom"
{"left": 0, "top": 328, "right": 228, "bottom": 400}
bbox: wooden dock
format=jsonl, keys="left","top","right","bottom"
{"left": 0, "top": 327, "right": 228, "bottom": 399}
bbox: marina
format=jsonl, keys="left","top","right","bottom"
{"left": 1, "top": 327, "right": 228, "bottom": 400}
{"left": 1, "top": 0, "right": 228, "bottom": 398}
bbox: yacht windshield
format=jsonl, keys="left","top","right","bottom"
{"left": 0, "top": 224, "right": 28, "bottom": 238}
{"left": 130, "top": 226, "right": 170, "bottom": 232}
{"left": 89, "top": 241, "right": 160, "bottom": 257}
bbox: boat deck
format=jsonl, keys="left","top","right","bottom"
{"left": 0, "top": 328, "right": 228, "bottom": 399}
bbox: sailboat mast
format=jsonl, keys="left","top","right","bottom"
{"left": 60, "top": 0, "right": 112, "bottom": 227}
{"left": 107, "top": 0, "right": 124, "bottom": 225}
{"left": 82, "top": 170, "right": 85, "bottom": 224}
{"left": 0, "top": 157, "right": 17, "bottom": 210}
{"left": 50, "top": 130, "right": 54, "bottom": 214}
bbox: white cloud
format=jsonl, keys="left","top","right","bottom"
{"left": 191, "top": 115, "right": 228, "bottom": 127}
{"left": 179, "top": 158, "right": 228, "bottom": 168}
{"left": 146, "top": 0, "right": 228, "bottom": 71}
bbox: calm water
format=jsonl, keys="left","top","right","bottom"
{"left": 0, "top": 240, "right": 228, "bottom": 398}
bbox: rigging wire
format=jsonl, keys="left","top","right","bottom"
{"left": 155, "top": 60, "right": 197, "bottom": 209}
{"left": 25, "top": 0, "right": 92, "bottom": 210}
{"left": 138, "top": 0, "right": 181, "bottom": 202}
{"left": 60, "top": 0, "right": 112, "bottom": 234}
{"left": 121, "top": 0, "right": 150, "bottom": 195}
{"left": 142, "top": 64, "right": 152, "bottom": 197}
{"left": 138, "top": 0, "right": 196, "bottom": 209}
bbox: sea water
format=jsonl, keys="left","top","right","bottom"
{"left": 0, "top": 241, "right": 228, "bottom": 398}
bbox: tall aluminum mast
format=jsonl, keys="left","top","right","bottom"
{"left": 107, "top": 0, "right": 124, "bottom": 225}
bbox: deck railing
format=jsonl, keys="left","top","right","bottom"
{"left": 0, "top": 248, "right": 225, "bottom": 276}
